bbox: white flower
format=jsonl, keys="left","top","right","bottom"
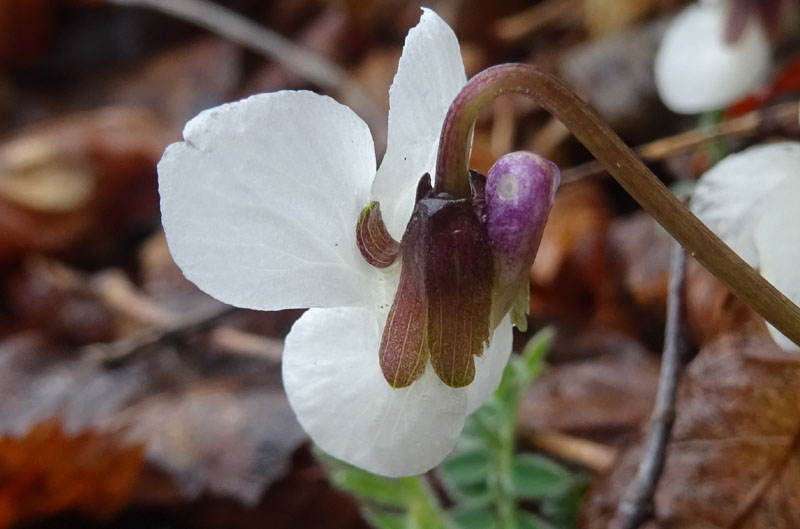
{"left": 691, "top": 142, "right": 800, "bottom": 351}
{"left": 158, "top": 9, "right": 515, "bottom": 476}
{"left": 654, "top": 1, "right": 770, "bottom": 114}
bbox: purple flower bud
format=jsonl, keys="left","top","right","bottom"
{"left": 485, "top": 151, "right": 560, "bottom": 290}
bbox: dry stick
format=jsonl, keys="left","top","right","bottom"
{"left": 520, "top": 429, "right": 617, "bottom": 473}
{"left": 611, "top": 241, "right": 688, "bottom": 529}
{"left": 85, "top": 271, "right": 284, "bottom": 364}
{"left": 561, "top": 101, "right": 800, "bottom": 184}
{"left": 436, "top": 64, "right": 800, "bottom": 347}
{"left": 108, "top": 0, "right": 386, "bottom": 144}
{"left": 87, "top": 304, "right": 238, "bottom": 367}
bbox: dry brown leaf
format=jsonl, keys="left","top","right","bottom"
{"left": 0, "top": 107, "right": 169, "bottom": 262}
{"left": 520, "top": 326, "right": 659, "bottom": 446}
{"left": 529, "top": 181, "right": 612, "bottom": 325}
{"left": 0, "top": 420, "right": 144, "bottom": 529}
{"left": 0, "top": 325, "right": 304, "bottom": 506}
{"left": 581, "top": 330, "right": 800, "bottom": 529}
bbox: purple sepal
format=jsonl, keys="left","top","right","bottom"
{"left": 485, "top": 151, "right": 560, "bottom": 289}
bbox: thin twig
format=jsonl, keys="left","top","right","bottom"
{"left": 611, "top": 240, "right": 688, "bottom": 529}
{"left": 85, "top": 304, "right": 238, "bottom": 367}
{"left": 520, "top": 429, "right": 617, "bottom": 473}
{"left": 108, "top": 0, "right": 386, "bottom": 143}
{"left": 561, "top": 101, "right": 800, "bottom": 184}
{"left": 494, "top": 0, "right": 580, "bottom": 41}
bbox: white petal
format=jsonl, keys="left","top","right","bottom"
{"left": 159, "top": 91, "right": 385, "bottom": 311}
{"left": 283, "top": 307, "right": 469, "bottom": 477}
{"left": 691, "top": 142, "right": 800, "bottom": 267}
{"left": 466, "top": 315, "right": 514, "bottom": 414}
{"left": 755, "top": 177, "right": 800, "bottom": 352}
{"left": 371, "top": 8, "right": 467, "bottom": 239}
{"left": 654, "top": 2, "right": 770, "bottom": 114}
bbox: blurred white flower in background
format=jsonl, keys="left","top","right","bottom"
{"left": 691, "top": 141, "right": 800, "bottom": 351}
{"left": 654, "top": 0, "right": 770, "bottom": 114}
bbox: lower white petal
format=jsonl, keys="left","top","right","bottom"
{"left": 691, "top": 142, "right": 800, "bottom": 267}
{"left": 466, "top": 316, "right": 514, "bottom": 414}
{"left": 159, "top": 91, "right": 383, "bottom": 311}
{"left": 755, "top": 177, "right": 800, "bottom": 352}
{"left": 283, "top": 307, "right": 469, "bottom": 477}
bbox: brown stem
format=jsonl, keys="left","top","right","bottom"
{"left": 435, "top": 63, "right": 800, "bottom": 347}
{"left": 611, "top": 241, "right": 688, "bottom": 529}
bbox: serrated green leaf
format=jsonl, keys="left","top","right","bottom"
{"left": 467, "top": 398, "right": 507, "bottom": 444}
{"left": 445, "top": 476, "right": 495, "bottom": 508}
{"left": 510, "top": 454, "right": 573, "bottom": 499}
{"left": 515, "top": 512, "right": 556, "bottom": 529}
{"left": 440, "top": 448, "right": 491, "bottom": 486}
{"left": 449, "top": 507, "right": 497, "bottom": 529}
{"left": 362, "top": 508, "right": 407, "bottom": 529}
{"left": 539, "top": 476, "right": 590, "bottom": 528}
{"left": 520, "top": 327, "right": 554, "bottom": 382}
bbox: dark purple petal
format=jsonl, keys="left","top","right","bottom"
{"left": 416, "top": 197, "right": 494, "bottom": 388}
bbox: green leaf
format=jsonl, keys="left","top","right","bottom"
{"left": 449, "top": 507, "right": 497, "bottom": 529}
{"left": 520, "top": 327, "right": 554, "bottom": 382}
{"left": 362, "top": 508, "right": 406, "bottom": 529}
{"left": 444, "top": 476, "right": 495, "bottom": 508}
{"left": 515, "top": 512, "right": 557, "bottom": 529}
{"left": 332, "top": 470, "right": 410, "bottom": 506}
{"left": 440, "top": 448, "right": 491, "bottom": 486}
{"left": 510, "top": 454, "right": 573, "bottom": 499}
{"left": 539, "top": 476, "right": 590, "bottom": 528}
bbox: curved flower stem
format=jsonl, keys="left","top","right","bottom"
{"left": 435, "top": 63, "right": 800, "bottom": 348}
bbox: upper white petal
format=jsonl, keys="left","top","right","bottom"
{"left": 691, "top": 142, "right": 800, "bottom": 267}
{"left": 159, "top": 91, "right": 386, "bottom": 311}
{"left": 755, "top": 177, "right": 800, "bottom": 352}
{"left": 371, "top": 8, "right": 467, "bottom": 239}
{"left": 654, "top": 2, "right": 770, "bottom": 114}
{"left": 466, "top": 316, "right": 514, "bottom": 414}
{"left": 282, "top": 307, "right": 469, "bottom": 477}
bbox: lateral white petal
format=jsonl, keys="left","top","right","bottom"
{"left": 283, "top": 307, "right": 469, "bottom": 477}
{"left": 372, "top": 8, "right": 467, "bottom": 239}
{"left": 755, "top": 177, "right": 800, "bottom": 352}
{"left": 466, "top": 316, "right": 514, "bottom": 414}
{"left": 654, "top": 2, "right": 769, "bottom": 114}
{"left": 159, "top": 91, "right": 384, "bottom": 311}
{"left": 691, "top": 142, "right": 800, "bottom": 267}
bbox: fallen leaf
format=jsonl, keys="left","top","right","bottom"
{"left": 0, "top": 107, "right": 169, "bottom": 262}
{"left": 581, "top": 329, "right": 800, "bottom": 528}
{"left": 529, "top": 181, "right": 612, "bottom": 325}
{"left": 0, "top": 420, "right": 144, "bottom": 529}
{"left": 519, "top": 326, "right": 659, "bottom": 446}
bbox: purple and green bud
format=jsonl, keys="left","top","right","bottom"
{"left": 485, "top": 151, "right": 559, "bottom": 330}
